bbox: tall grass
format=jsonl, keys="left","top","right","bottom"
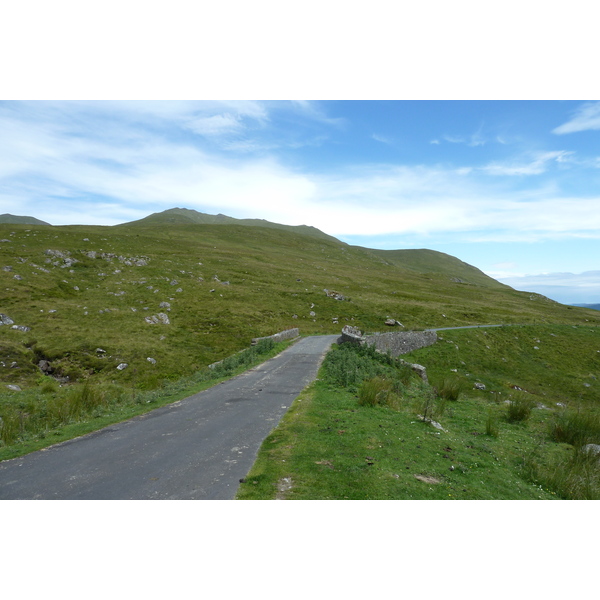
{"left": 506, "top": 392, "right": 536, "bottom": 423}
{"left": 0, "top": 338, "right": 280, "bottom": 450}
{"left": 550, "top": 409, "right": 600, "bottom": 448}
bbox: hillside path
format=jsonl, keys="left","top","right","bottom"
{"left": 0, "top": 335, "right": 339, "bottom": 500}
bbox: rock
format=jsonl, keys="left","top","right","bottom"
{"left": 0, "top": 314, "right": 14, "bottom": 326}
{"left": 170, "top": 280, "right": 178, "bottom": 286}
{"left": 411, "top": 363, "right": 428, "bottom": 382}
{"left": 11, "top": 325, "right": 31, "bottom": 332}
{"left": 156, "top": 313, "right": 170, "bottom": 324}
{"left": 583, "top": 444, "right": 600, "bottom": 457}
{"left": 147, "top": 357, "right": 157, "bottom": 365}
{"left": 324, "top": 289, "right": 346, "bottom": 301}
{"left": 116, "top": 363, "right": 128, "bottom": 370}
{"left": 474, "top": 383, "right": 486, "bottom": 390}
{"left": 385, "top": 319, "right": 396, "bottom": 326}
{"left": 159, "top": 302, "right": 171, "bottom": 309}
{"left": 2, "top": 265, "right": 12, "bottom": 271}
{"left": 38, "top": 360, "right": 52, "bottom": 373}
{"left": 6, "top": 384, "right": 21, "bottom": 391}
{"left": 13, "top": 274, "right": 23, "bottom": 280}
{"left": 309, "top": 311, "right": 316, "bottom": 317}
{"left": 96, "top": 348, "right": 106, "bottom": 354}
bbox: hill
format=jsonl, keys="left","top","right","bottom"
{"left": 2, "top": 218, "right": 598, "bottom": 394}
{"left": 121, "top": 207, "right": 341, "bottom": 244}
{"left": 572, "top": 303, "right": 600, "bottom": 311}
{"left": 0, "top": 214, "right": 51, "bottom": 226}
{"left": 368, "top": 247, "right": 509, "bottom": 289}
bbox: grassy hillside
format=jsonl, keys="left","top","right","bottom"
{"left": 1, "top": 219, "right": 599, "bottom": 459}
{"left": 0, "top": 214, "right": 51, "bottom": 226}
{"left": 237, "top": 323, "right": 600, "bottom": 500}
{"left": 122, "top": 207, "right": 341, "bottom": 243}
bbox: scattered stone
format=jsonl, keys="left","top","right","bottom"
{"left": 6, "top": 384, "right": 21, "bottom": 391}
{"left": 13, "top": 274, "right": 23, "bottom": 280}
{"left": 474, "top": 383, "right": 486, "bottom": 391}
{"left": 38, "top": 360, "right": 52, "bottom": 373}
{"left": 116, "top": 363, "right": 128, "bottom": 370}
{"left": 2, "top": 266, "right": 12, "bottom": 271}
{"left": 159, "top": 302, "right": 171, "bottom": 309}
{"left": 324, "top": 289, "right": 346, "bottom": 301}
{"left": 96, "top": 348, "right": 106, "bottom": 354}
{"left": 309, "top": 311, "right": 316, "bottom": 317}
{"left": 11, "top": 325, "right": 31, "bottom": 332}
{"left": 0, "top": 314, "right": 14, "bottom": 326}
{"left": 583, "top": 444, "right": 600, "bottom": 457}
{"left": 414, "top": 474, "right": 441, "bottom": 484}
{"left": 147, "top": 357, "right": 157, "bottom": 365}
{"left": 176, "top": 288, "right": 182, "bottom": 293}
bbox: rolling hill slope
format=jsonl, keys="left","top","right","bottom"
{"left": 2, "top": 218, "right": 598, "bottom": 395}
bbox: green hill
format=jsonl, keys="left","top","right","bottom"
{"left": 369, "top": 247, "right": 509, "bottom": 289}
{"left": 121, "top": 207, "right": 341, "bottom": 244}
{"left": 0, "top": 214, "right": 51, "bottom": 226}
{"left": 2, "top": 218, "right": 596, "bottom": 392}
{"left": 2, "top": 217, "right": 599, "bottom": 461}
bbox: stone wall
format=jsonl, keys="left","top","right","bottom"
{"left": 251, "top": 328, "right": 300, "bottom": 345}
{"left": 363, "top": 330, "right": 438, "bottom": 356}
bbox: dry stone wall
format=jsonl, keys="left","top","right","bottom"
{"left": 251, "top": 328, "right": 300, "bottom": 345}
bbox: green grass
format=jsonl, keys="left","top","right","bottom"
{"left": 237, "top": 327, "right": 600, "bottom": 500}
{"left": 2, "top": 220, "right": 599, "bottom": 469}
{"left": 0, "top": 337, "right": 290, "bottom": 460}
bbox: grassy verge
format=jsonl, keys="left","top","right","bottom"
{"left": 0, "top": 337, "right": 291, "bottom": 461}
{"left": 237, "top": 327, "right": 600, "bottom": 500}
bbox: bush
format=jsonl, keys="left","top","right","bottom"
{"left": 485, "top": 410, "right": 499, "bottom": 437}
{"left": 550, "top": 409, "right": 600, "bottom": 448}
{"left": 358, "top": 377, "right": 399, "bottom": 408}
{"left": 506, "top": 392, "right": 535, "bottom": 423}
{"left": 433, "top": 377, "right": 462, "bottom": 402}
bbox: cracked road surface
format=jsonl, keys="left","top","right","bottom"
{"left": 0, "top": 335, "right": 339, "bottom": 500}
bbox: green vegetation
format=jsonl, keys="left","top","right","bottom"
{"left": 2, "top": 213, "right": 599, "bottom": 487}
{"left": 0, "top": 337, "right": 287, "bottom": 460}
{"left": 237, "top": 325, "right": 600, "bottom": 500}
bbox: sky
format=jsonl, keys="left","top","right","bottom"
{"left": 2, "top": 99, "right": 599, "bottom": 304}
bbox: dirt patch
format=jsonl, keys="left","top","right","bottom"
{"left": 414, "top": 474, "right": 441, "bottom": 484}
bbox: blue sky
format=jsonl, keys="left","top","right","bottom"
{"left": 1, "top": 100, "right": 599, "bottom": 304}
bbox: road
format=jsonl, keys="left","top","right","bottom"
{"left": 0, "top": 335, "right": 339, "bottom": 500}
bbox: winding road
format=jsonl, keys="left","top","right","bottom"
{"left": 0, "top": 335, "right": 339, "bottom": 500}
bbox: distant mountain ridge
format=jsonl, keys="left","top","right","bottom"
{"left": 572, "top": 303, "right": 600, "bottom": 311}
{"left": 0, "top": 213, "right": 51, "bottom": 225}
{"left": 120, "top": 207, "right": 342, "bottom": 244}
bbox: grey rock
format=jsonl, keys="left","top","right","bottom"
{"left": 6, "top": 384, "right": 21, "bottom": 391}
{"left": 116, "top": 363, "right": 128, "bottom": 370}
{"left": 147, "top": 357, "right": 157, "bottom": 365}
{"left": 159, "top": 302, "right": 171, "bottom": 309}
{"left": 474, "top": 383, "right": 486, "bottom": 390}
{"left": 583, "top": 444, "right": 600, "bottom": 457}
{"left": 11, "top": 325, "right": 31, "bottom": 332}
{"left": 0, "top": 314, "right": 14, "bottom": 326}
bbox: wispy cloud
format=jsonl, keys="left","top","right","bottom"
{"left": 553, "top": 101, "right": 600, "bottom": 134}
{"left": 372, "top": 133, "right": 392, "bottom": 144}
{"left": 482, "top": 151, "right": 574, "bottom": 176}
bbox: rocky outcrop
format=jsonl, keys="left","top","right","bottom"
{"left": 341, "top": 325, "right": 365, "bottom": 344}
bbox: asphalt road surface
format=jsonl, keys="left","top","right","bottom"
{"left": 0, "top": 335, "right": 339, "bottom": 500}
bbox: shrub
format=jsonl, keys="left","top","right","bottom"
{"left": 485, "top": 410, "right": 499, "bottom": 437}
{"left": 550, "top": 409, "right": 600, "bottom": 448}
{"left": 506, "top": 392, "right": 535, "bottom": 423}
{"left": 433, "top": 377, "right": 462, "bottom": 402}
{"left": 358, "top": 377, "right": 399, "bottom": 408}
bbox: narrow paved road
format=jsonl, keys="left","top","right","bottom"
{"left": 0, "top": 335, "right": 338, "bottom": 500}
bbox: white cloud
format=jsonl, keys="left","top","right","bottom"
{"left": 482, "top": 151, "right": 573, "bottom": 176}
{"left": 553, "top": 102, "right": 600, "bottom": 134}
{"left": 186, "top": 114, "right": 243, "bottom": 136}
{"left": 372, "top": 133, "right": 391, "bottom": 144}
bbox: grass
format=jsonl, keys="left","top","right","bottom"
{"left": 238, "top": 327, "right": 600, "bottom": 500}
{"left": 0, "top": 337, "right": 289, "bottom": 460}
{"left": 2, "top": 219, "right": 600, "bottom": 478}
